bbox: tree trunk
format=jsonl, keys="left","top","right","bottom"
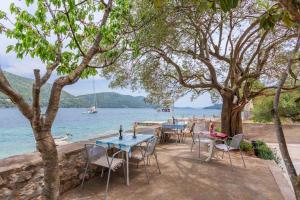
{"left": 272, "top": 31, "right": 300, "bottom": 200}
{"left": 34, "top": 128, "right": 60, "bottom": 200}
{"left": 221, "top": 96, "right": 243, "bottom": 137}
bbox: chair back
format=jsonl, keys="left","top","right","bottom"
{"left": 144, "top": 136, "right": 158, "bottom": 156}
{"left": 229, "top": 134, "right": 244, "bottom": 149}
{"left": 85, "top": 144, "right": 107, "bottom": 163}
{"left": 193, "top": 121, "right": 206, "bottom": 133}
{"left": 189, "top": 122, "right": 195, "bottom": 133}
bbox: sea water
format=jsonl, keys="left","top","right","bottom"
{"left": 0, "top": 108, "right": 220, "bottom": 159}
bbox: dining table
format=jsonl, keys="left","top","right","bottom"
{"left": 194, "top": 131, "right": 228, "bottom": 162}
{"left": 96, "top": 133, "right": 153, "bottom": 186}
{"left": 161, "top": 122, "right": 187, "bottom": 143}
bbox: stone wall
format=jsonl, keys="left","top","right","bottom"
{"left": 0, "top": 134, "right": 118, "bottom": 200}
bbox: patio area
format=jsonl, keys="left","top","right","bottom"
{"left": 62, "top": 139, "right": 284, "bottom": 200}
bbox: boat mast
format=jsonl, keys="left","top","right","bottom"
{"left": 93, "top": 77, "right": 97, "bottom": 108}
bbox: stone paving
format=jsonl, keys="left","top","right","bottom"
{"left": 62, "top": 140, "right": 284, "bottom": 200}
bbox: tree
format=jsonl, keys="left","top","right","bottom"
{"left": 272, "top": 31, "right": 300, "bottom": 200}
{"left": 272, "top": 1, "right": 300, "bottom": 199}
{"left": 0, "top": 0, "right": 131, "bottom": 199}
{"left": 104, "top": 0, "right": 298, "bottom": 136}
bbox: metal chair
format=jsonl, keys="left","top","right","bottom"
{"left": 191, "top": 122, "right": 212, "bottom": 158}
{"left": 180, "top": 122, "right": 195, "bottom": 142}
{"left": 81, "top": 144, "right": 126, "bottom": 200}
{"left": 162, "top": 125, "right": 181, "bottom": 143}
{"left": 132, "top": 136, "right": 161, "bottom": 183}
{"left": 215, "top": 133, "right": 246, "bottom": 169}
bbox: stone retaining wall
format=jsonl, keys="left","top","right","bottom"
{"left": 0, "top": 134, "right": 118, "bottom": 200}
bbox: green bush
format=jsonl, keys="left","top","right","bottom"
{"left": 252, "top": 99, "right": 273, "bottom": 122}
{"left": 240, "top": 141, "right": 253, "bottom": 152}
{"left": 255, "top": 140, "right": 275, "bottom": 160}
{"left": 252, "top": 91, "right": 300, "bottom": 122}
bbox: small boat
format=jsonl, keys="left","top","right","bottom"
{"left": 87, "top": 106, "right": 97, "bottom": 114}
{"left": 87, "top": 78, "right": 98, "bottom": 114}
{"left": 162, "top": 108, "right": 171, "bottom": 112}
{"left": 54, "top": 133, "right": 72, "bottom": 146}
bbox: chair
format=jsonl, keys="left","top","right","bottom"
{"left": 181, "top": 122, "right": 195, "bottom": 142}
{"left": 191, "top": 122, "right": 212, "bottom": 158}
{"left": 81, "top": 144, "right": 126, "bottom": 200}
{"left": 132, "top": 136, "right": 161, "bottom": 183}
{"left": 215, "top": 133, "right": 246, "bottom": 169}
{"left": 162, "top": 125, "right": 181, "bottom": 143}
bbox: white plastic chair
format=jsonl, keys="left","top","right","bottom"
{"left": 215, "top": 134, "right": 246, "bottom": 169}
{"left": 81, "top": 144, "right": 126, "bottom": 200}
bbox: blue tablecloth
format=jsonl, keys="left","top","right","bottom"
{"left": 96, "top": 133, "right": 153, "bottom": 155}
{"left": 162, "top": 123, "right": 187, "bottom": 130}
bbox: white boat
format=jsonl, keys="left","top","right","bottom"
{"left": 87, "top": 106, "right": 97, "bottom": 114}
{"left": 87, "top": 77, "right": 98, "bottom": 114}
{"left": 54, "top": 133, "right": 72, "bottom": 146}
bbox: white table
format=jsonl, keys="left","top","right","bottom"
{"left": 96, "top": 133, "right": 153, "bottom": 185}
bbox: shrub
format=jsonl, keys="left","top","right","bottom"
{"left": 255, "top": 140, "right": 275, "bottom": 160}
{"left": 240, "top": 140, "right": 253, "bottom": 152}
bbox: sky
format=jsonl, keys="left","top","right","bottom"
{"left": 0, "top": 0, "right": 212, "bottom": 108}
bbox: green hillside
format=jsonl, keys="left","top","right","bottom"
{"left": 0, "top": 71, "right": 153, "bottom": 108}
{"left": 203, "top": 104, "right": 222, "bottom": 109}
{"left": 77, "top": 92, "right": 154, "bottom": 108}
{"left": 0, "top": 71, "right": 77, "bottom": 107}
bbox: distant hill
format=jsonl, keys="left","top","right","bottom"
{"left": 0, "top": 71, "right": 78, "bottom": 107}
{"left": 0, "top": 71, "right": 154, "bottom": 108}
{"left": 77, "top": 92, "right": 154, "bottom": 108}
{"left": 203, "top": 104, "right": 222, "bottom": 109}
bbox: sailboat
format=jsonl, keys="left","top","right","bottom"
{"left": 87, "top": 77, "right": 98, "bottom": 114}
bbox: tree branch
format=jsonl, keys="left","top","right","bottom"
{"left": 0, "top": 68, "right": 33, "bottom": 121}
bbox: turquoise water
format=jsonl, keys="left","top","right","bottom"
{"left": 0, "top": 108, "right": 220, "bottom": 159}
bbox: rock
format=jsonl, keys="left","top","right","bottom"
{"left": 10, "top": 171, "right": 32, "bottom": 183}
{"left": 0, "top": 187, "right": 13, "bottom": 200}
{"left": 17, "top": 182, "right": 43, "bottom": 200}
{"left": 0, "top": 175, "right": 5, "bottom": 186}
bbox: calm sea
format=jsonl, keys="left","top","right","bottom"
{"left": 0, "top": 108, "right": 220, "bottom": 159}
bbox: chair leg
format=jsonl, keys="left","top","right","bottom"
{"left": 80, "top": 163, "right": 89, "bottom": 189}
{"left": 240, "top": 149, "right": 246, "bottom": 168}
{"left": 154, "top": 152, "right": 161, "bottom": 174}
{"left": 123, "top": 161, "right": 127, "bottom": 184}
{"left": 190, "top": 140, "right": 194, "bottom": 152}
{"left": 227, "top": 151, "right": 233, "bottom": 170}
{"left": 136, "top": 160, "right": 139, "bottom": 168}
{"left": 142, "top": 156, "right": 150, "bottom": 184}
{"left": 105, "top": 167, "right": 112, "bottom": 200}
{"left": 221, "top": 151, "right": 225, "bottom": 159}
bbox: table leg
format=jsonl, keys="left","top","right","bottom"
{"left": 126, "top": 152, "right": 129, "bottom": 186}
{"left": 205, "top": 139, "right": 215, "bottom": 162}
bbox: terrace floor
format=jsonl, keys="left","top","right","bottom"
{"left": 62, "top": 139, "right": 284, "bottom": 200}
